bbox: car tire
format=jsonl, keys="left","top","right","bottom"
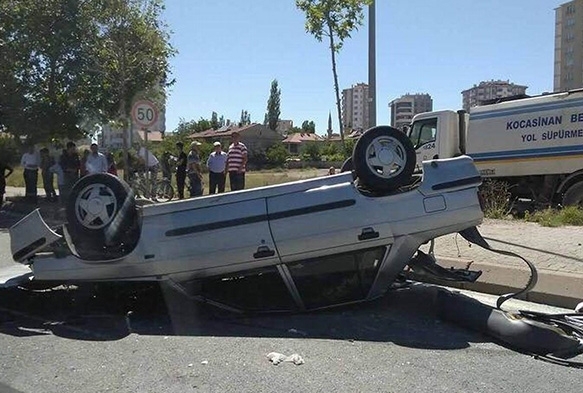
{"left": 352, "top": 126, "right": 416, "bottom": 192}
{"left": 340, "top": 157, "right": 353, "bottom": 172}
{"left": 66, "top": 173, "right": 138, "bottom": 257}
{"left": 562, "top": 181, "right": 583, "bottom": 207}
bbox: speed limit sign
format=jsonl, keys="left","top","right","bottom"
{"left": 131, "top": 100, "right": 158, "bottom": 128}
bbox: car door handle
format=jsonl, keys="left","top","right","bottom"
{"left": 358, "top": 227, "right": 379, "bottom": 241}
{"left": 253, "top": 245, "right": 275, "bottom": 259}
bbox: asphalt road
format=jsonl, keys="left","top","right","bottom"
{"left": 0, "top": 218, "right": 582, "bottom": 393}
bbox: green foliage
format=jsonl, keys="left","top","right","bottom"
{"left": 342, "top": 138, "right": 355, "bottom": 158}
{"left": 524, "top": 207, "right": 583, "bottom": 227}
{"left": 296, "top": 0, "right": 372, "bottom": 52}
{"left": 0, "top": 0, "right": 175, "bottom": 144}
{"left": 302, "top": 142, "right": 322, "bottom": 161}
{"left": 301, "top": 120, "right": 316, "bottom": 133}
{"left": 479, "top": 179, "right": 512, "bottom": 219}
{"left": 174, "top": 118, "right": 212, "bottom": 135}
{"left": 240, "top": 110, "right": 251, "bottom": 126}
{"left": 211, "top": 112, "right": 219, "bottom": 129}
{"left": 286, "top": 126, "right": 303, "bottom": 134}
{"left": 265, "top": 79, "right": 281, "bottom": 131}
{"left": 0, "top": 135, "right": 20, "bottom": 164}
{"left": 266, "top": 143, "right": 289, "bottom": 167}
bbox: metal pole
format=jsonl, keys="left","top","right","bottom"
{"left": 144, "top": 128, "right": 149, "bottom": 194}
{"left": 368, "top": 1, "right": 377, "bottom": 128}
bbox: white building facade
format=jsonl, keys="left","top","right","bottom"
{"left": 461, "top": 80, "right": 528, "bottom": 111}
{"left": 554, "top": 0, "right": 583, "bottom": 92}
{"left": 342, "top": 83, "right": 370, "bottom": 132}
{"left": 389, "top": 93, "right": 433, "bottom": 131}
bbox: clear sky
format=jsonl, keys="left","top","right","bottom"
{"left": 163, "top": 0, "right": 562, "bottom": 135}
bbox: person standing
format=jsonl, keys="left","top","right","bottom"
{"left": 206, "top": 141, "right": 227, "bottom": 194}
{"left": 225, "top": 131, "right": 247, "bottom": 191}
{"left": 175, "top": 142, "right": 187, "bottom": 199}
{"left": 0, "top": 160, "right": 13, "bottom": 208}
{"left": 40, "top": 148, "right": 57, "bottom": 202}
{"left": 80, "top": 149, "right": 90, "bottom": 177}
{"left": 85, "top": 143, "right": 108, "bottom": 175}
{"left": 59, "top": 142, "right": 80, "bottom": 205}
{"left": 106, "top": 152, "right": 118, "bottom": 176}
{"left": 137, "top": 145, "right": 159, "bottom": 180}
{"left": 187, "top": 141, "right": 203, "bottom": 197}
{"left": 21, "top": 145, "right": 39, "bottom": 203}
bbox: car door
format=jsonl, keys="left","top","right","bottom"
{"left": 141, "top": 198, "right": 280, "bottom": 276}
{"left": 266, "top": 182, "right": 395, "bottom": 263}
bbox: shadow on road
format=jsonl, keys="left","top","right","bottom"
{"left": 0, "top": 281, "right": 483, "bottom": 352}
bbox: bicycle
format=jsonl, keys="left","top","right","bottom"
{"left": 129, "top": 170, "right": 174, "bottom": 203}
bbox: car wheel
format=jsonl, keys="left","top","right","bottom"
{"left": 340, "top": 157, "right": 353, "bottom": 172}
{"left": 66, "top": 173, "right": 138, "bottom": 255}
{"left": 352, "top": 126, "right": 416, "bottom": 192}
{"left": 562, "top": 181, "right": 583, "bottom": 207}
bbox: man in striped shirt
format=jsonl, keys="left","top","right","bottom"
{"left": 226, "top": 131, "right": 247, "bottom": 191}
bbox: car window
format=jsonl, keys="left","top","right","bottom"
{"left": 199, "top": 266, "right": 297, "bottom": 312}
{"left": 287, "top": 246, "right": 386, "bottom": 309}
{"left": 409, "top": 118, "right": 437, "bottom": 149}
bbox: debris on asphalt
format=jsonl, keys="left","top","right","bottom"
{"left": 201, "top": 360, "right": 208, "bottom": 365}
{"left": 266, "top": 352, "right": 305, "bottom": 365}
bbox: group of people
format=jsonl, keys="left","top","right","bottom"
{"left": 16, "top": 142, "right": 117, "bottom": 205}
{"left": 174, "top": 131, "right": 248, "bottom": 198}
{"left": 1, "top": 131, "right": 248, "bottom": 207}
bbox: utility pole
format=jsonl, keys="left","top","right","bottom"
{"left": 368, "top": 1, "right": 377, "bottom": 128}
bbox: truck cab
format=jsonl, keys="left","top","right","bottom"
{"left": 408, "top": 110, "right": 467, "bottom": 172}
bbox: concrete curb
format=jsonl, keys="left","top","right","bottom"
{"left": 414, "top": 256, "right": 583, "bottom": 310}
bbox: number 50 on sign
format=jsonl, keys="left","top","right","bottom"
{"left": 131, "top": 100, "right": 158, "bottom": 128}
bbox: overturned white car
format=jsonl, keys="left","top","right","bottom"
{"left": 10, "top": 127, "right": 484, "bottom": 312}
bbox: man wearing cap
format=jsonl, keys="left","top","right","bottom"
{"left": 175, "top": 142, "right": 187, "bottom": 199}
{"left": 187, "top": 141, "right": 203, "bottom": 197}
{"left": 225, "top": 131, "right": 248, "bottom": 191}
{"left": 206, "top": 141, "right": 227, "bottom": 194}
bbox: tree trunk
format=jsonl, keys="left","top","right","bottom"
{"left": 328, "top": 22, "right": 344, "bottom": 145}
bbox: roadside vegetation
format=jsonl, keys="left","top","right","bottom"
{"left": 524, "top": 206, "right": 583, "bottom": 227}
{"left": 479, "top": 178, "right": 583, "bottom": 227}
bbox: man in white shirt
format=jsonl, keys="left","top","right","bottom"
{"left": 138, "top": 146, "right": 160, "bottom": 179}
{"left": 206, "top": 141, "right": 227, "bottom": 194}
{"left": 20, "top": 145, "right": 39, "bottom": 202}
{"left": 85, "top": 143, "right": 108, "bottom": 175}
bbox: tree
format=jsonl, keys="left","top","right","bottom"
{"left": 301, "top": 120, "right": 316, "bottom": 133}
{"left": 296, "top": 0, "right": 372, "bottom": 144}
{"left": 266, "top": 143, "right": 289, "bottom": 167}
{"left": 302, "top": 142, "right": 321, "bottom": 161}
{"left": 0, "top": 0, "right": 175, "bottom": 151}
{"left": 211, "top": 111, "right": 219, "bottom": 129}
{"left": 0, "top": 0, "right": 99, "bottom": 142}
{"left": 265, "top": 79, "right": 281, "bottom": 131}
{"left": 240, "top": 110, "right": 251, "bottom": 126}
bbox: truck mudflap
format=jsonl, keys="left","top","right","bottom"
{"left": 9, "top": 209, "right": 62, "bottom": 264}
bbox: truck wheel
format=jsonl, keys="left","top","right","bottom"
{"left": 66, "top": 173, "right": 138, "bottom": 256}
{"left": 352, "top": 126, "right": 415, "bottom": 192}
{"left": 562, "top": 181, "right": 583, "bottom": 207}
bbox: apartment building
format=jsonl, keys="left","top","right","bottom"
{"left": 554, "top": 0, "right": 583, "bottom": 91}
{"left": 342, "top": 83, "right": 370, "bottom": 132}
{"left": 461, "top": 80, "right": 528, "bottom": 111}
{"left": 389, "top": 93, "right": 433, "bottom": 131}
